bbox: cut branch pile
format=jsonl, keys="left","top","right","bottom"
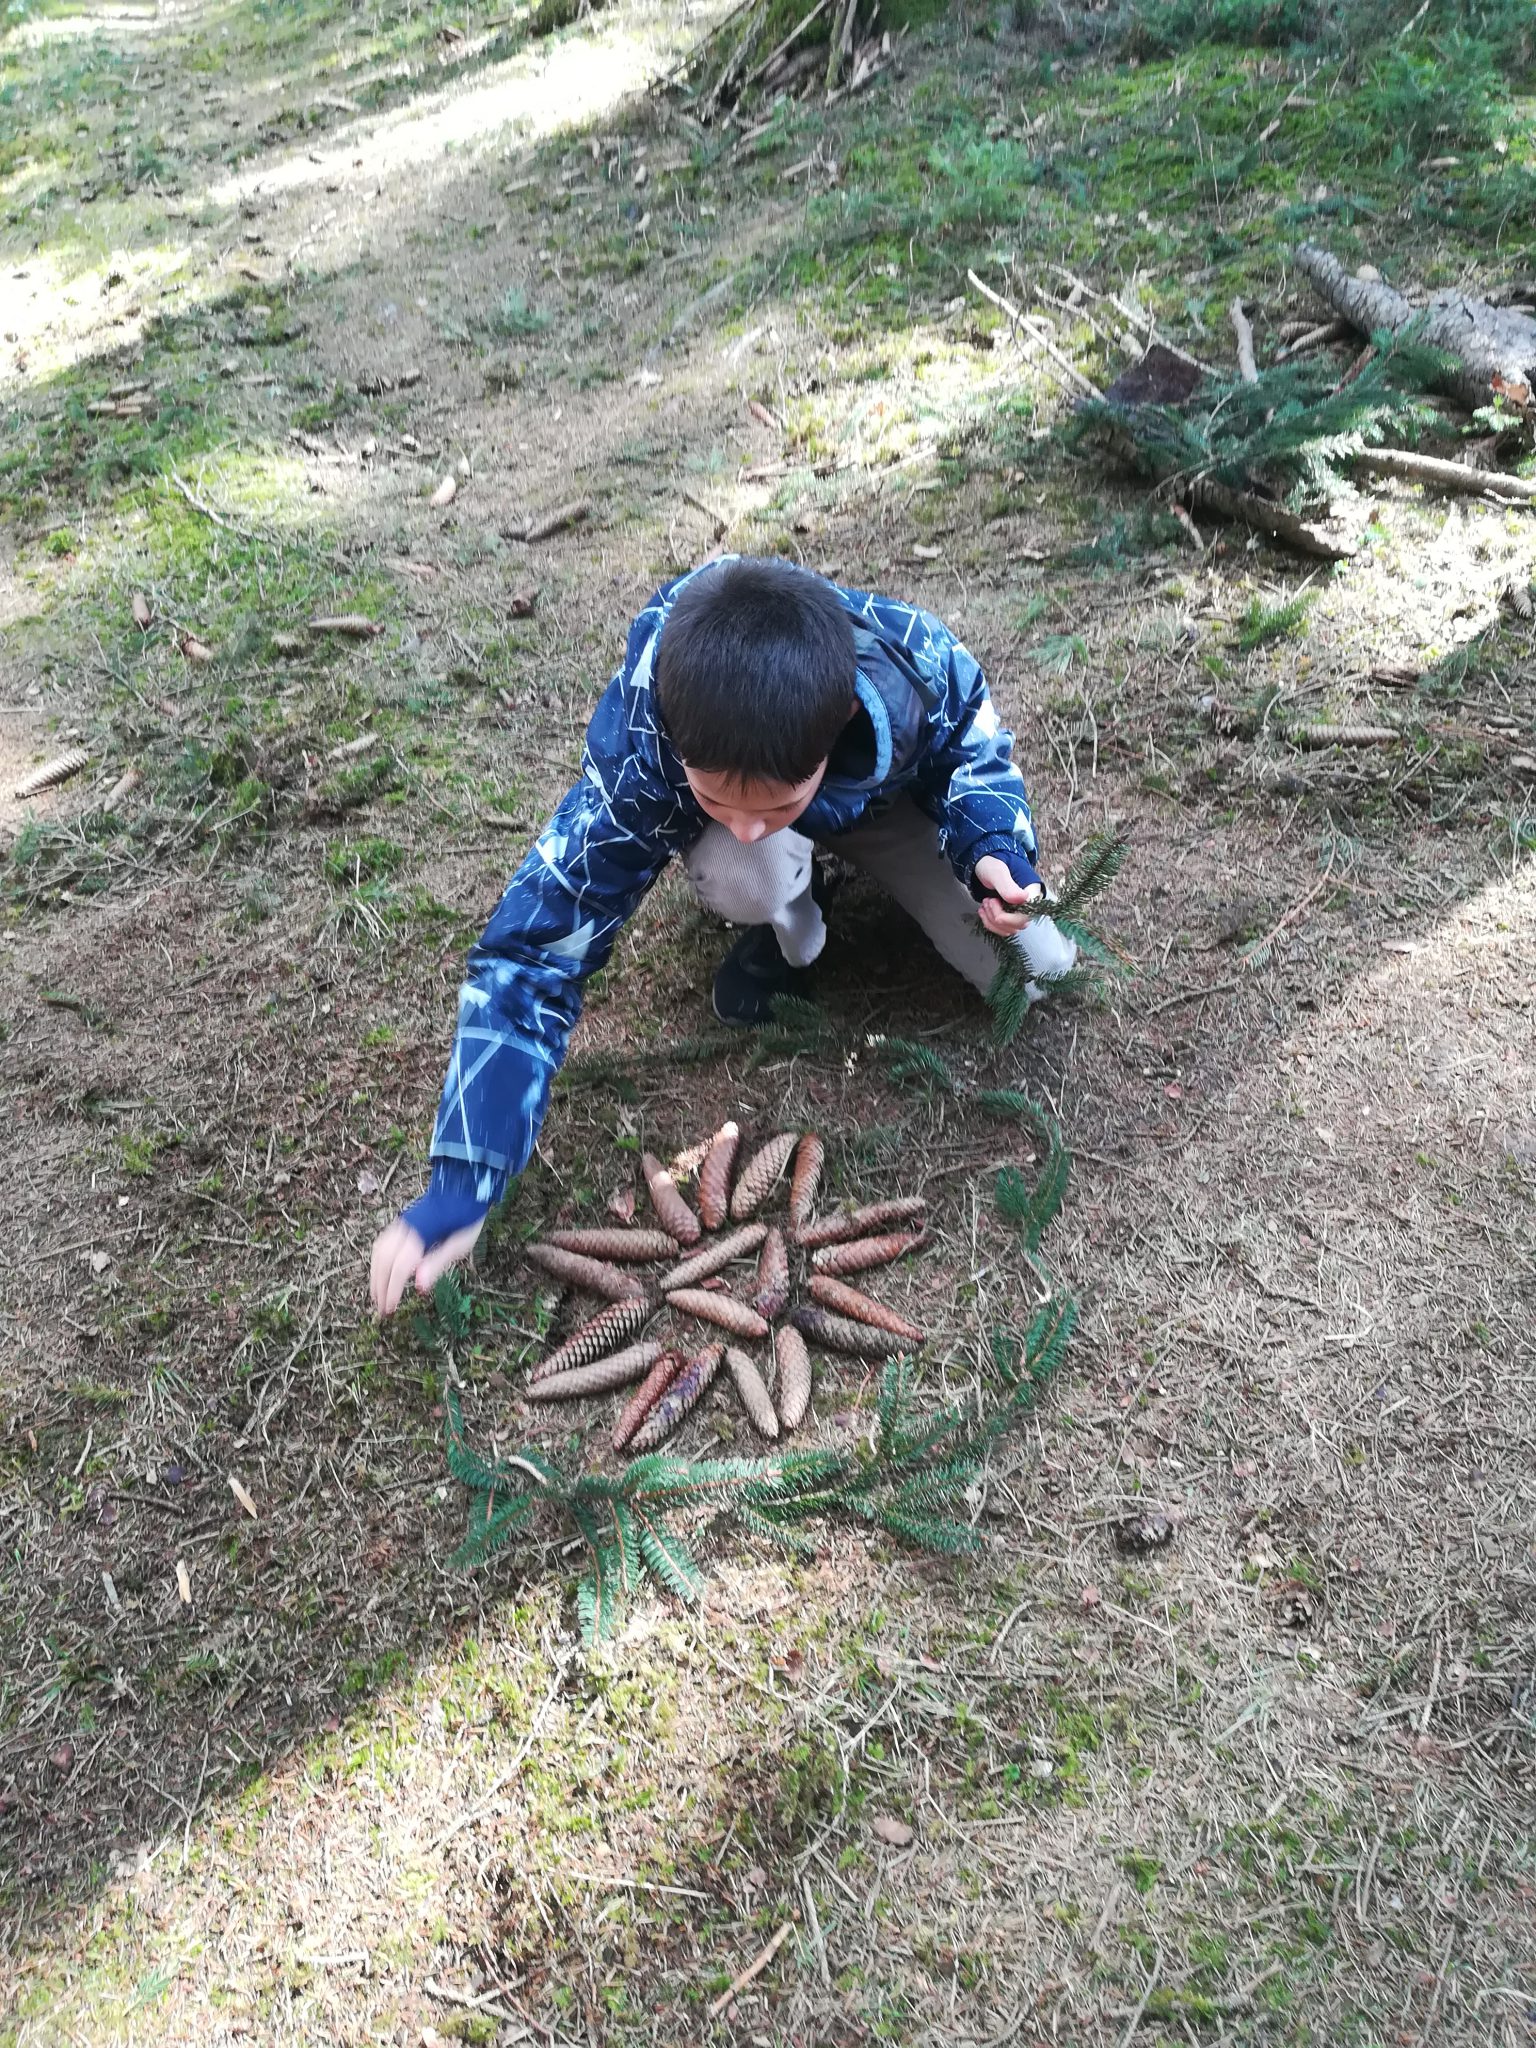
{"left": 1066, "top": 245, "right": 1536, "bottom": 558}
{"left": 663, "top": 0, "right": 892, "bottom": 123}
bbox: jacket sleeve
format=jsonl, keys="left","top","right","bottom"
{"left": 427, "top": 718, "right": 690, "bottom": 1199}
{"left": 905, "top": 620, "right": 1040, "bottom": 891}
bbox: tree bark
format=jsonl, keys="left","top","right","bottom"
{"left": 1295, "top": 242, "right": 1536, "bottom": 413}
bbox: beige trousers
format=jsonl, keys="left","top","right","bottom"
{"left": 683, "top": 795, "right": 1074, "bottom": 995}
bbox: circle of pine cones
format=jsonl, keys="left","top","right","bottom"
{"left": 519, "top": 1123, "right": 929, "bottom": 1455}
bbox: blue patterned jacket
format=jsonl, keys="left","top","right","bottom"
{"left": 421, "top": 568, "right": 1039, "bottom": 1219}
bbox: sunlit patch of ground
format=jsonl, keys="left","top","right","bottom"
{"left": 1, "top": 0, "right": 709, "bottom": 392}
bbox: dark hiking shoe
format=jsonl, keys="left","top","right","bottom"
{"left": 711, "top": 923, "right": 812, "bottom": 1026}
{"left": 710, "top": 863, "right": 834, "bottom": 1027}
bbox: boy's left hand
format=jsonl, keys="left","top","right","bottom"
{"left": 974, "top": 854, "right": 1044, "bottom": 936}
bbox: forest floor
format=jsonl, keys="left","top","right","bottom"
{"left": 2, "top": 1, "right": 1534, "bottom": 2043}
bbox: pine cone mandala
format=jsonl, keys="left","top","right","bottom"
{"left": 513, "top": 1116, "right": 929, "bottom": 1453}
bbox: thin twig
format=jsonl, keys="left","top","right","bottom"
{"left": 1241, "top": 849, "right": 1337, "bottom": 970}
{"left": 967, "top": 270, "right": 1104, "bottom": 399}
{"left": 802, "top": 1875, "right": 831, "bottom": 1989}
{"left": 709, "top": 1919, "right": 796, "bottom": 2017}
{"left": 424, "top": 1653, "right": 571, "bottom": 1850}
{"left": 1348, "top": 446, "right": 1536, "bottom": 503}
{"left": 1117, "top": 1947, "right": 1163, "bottom": 2046}
{"left": 1136, "top": 977, "right": 1241, "bottom": 1017}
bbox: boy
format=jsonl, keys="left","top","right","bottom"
{"left": 370, "top": 557, "right": 1073, "bottom": 1316}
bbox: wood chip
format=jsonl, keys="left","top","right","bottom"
{"left": 175, "top": 1559, "right": 192, "bottom": 1606}
{"left": 430, "top": 473, "right": 458, "bottom": 508}
{"left": 871, "top": 1815, "right": 914, "bottom": 1846}
{"left": 228, "top": 1475, "right": 259, "bottom": 1519}
{"left": 131, "top": 591, "right": 152, "bottom": 629}
{"left": 178, "top": 631, "right": 215, "bottom": 663}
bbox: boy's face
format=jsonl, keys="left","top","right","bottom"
{"left": 683, "top": 761, "right": 828, "bottom": 843}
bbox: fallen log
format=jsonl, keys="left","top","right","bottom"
{"left": 1296, "top": 243, "right": 1536, "bottom": 413}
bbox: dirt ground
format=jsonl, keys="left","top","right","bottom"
{"left": 2, "top": 1, "right": 1534, "bottom": 2043}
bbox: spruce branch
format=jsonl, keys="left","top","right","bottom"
{"left": 983, "top": 834, "right": 1130, "bottom": 1045}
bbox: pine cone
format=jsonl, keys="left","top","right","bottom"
{"left": 612, "top": 1349, "right": 687, "bottom": 1451}
{"left": 789, "top": 1305, "right": 904, "bottom": 1360}
{"left": 545, "top": 1226, "right": 677, "bottom": 1262}
{"left": 795, "top": 1196, "right": 926, "bottom": 1249}
{"left": 729, "top": 1131, "right": 798, "bottom": 1220}
{"left": 526, "top": 1341, "right": 664, "bottom": 1402}
{"left": 697, "top": 1120, "right": 740, "bottom": 1230}
{"left": 662, "top": 1222, "right": 767, "bottom": 1292}
{"left": 526, "top": 1243, "right": 651, "bottom": 1301}
{"left": 529, "top": 1297, "right": 653, "bottom": 1382}
{"left": 788, "top": 1134, "right": 825, "bottom": 1230}
{"left": 665, "top": 1288, "right": 771, "bottom": 1341}
{"left": 641, "top": 1151, "right": 701, "bottom": 1246}
{"left": 629, "top": 1343, "right": 724, "bottom": 1451}
{"left": 726, "top": 1347, "right": 779, "bottom": 1441}
{"left": 775, "top": 1324, "right": 812, "bottom": 1432}
{"left": 809, "top": 1230, "right": 925, "bottom": 1278}
{"left": 749, "top": 1226, "right": 790, "bottom": 1320}
{"left": 807, "top": 1275, "right": 925, "bottom": 1344}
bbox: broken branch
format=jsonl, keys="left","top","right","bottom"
{"left": 1346, "top": 445, "right": 1536, "bottom": 503}
{"left": 1182, "top": 477, "right": 1355, "bottom": 561}
{"left": 709, "top": 1920, "right": 796, "bottom": 2018}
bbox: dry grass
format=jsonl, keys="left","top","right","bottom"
{"left": 3, "top": 0, "right": 1536, "bottom": 2043}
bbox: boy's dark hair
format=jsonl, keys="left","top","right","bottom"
{"left": 655, "top": 558, "right": 857, "bottom": 786}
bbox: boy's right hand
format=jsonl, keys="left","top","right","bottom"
{"left": 370, "top": 1214, "right": 486, "bottom": 1317}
